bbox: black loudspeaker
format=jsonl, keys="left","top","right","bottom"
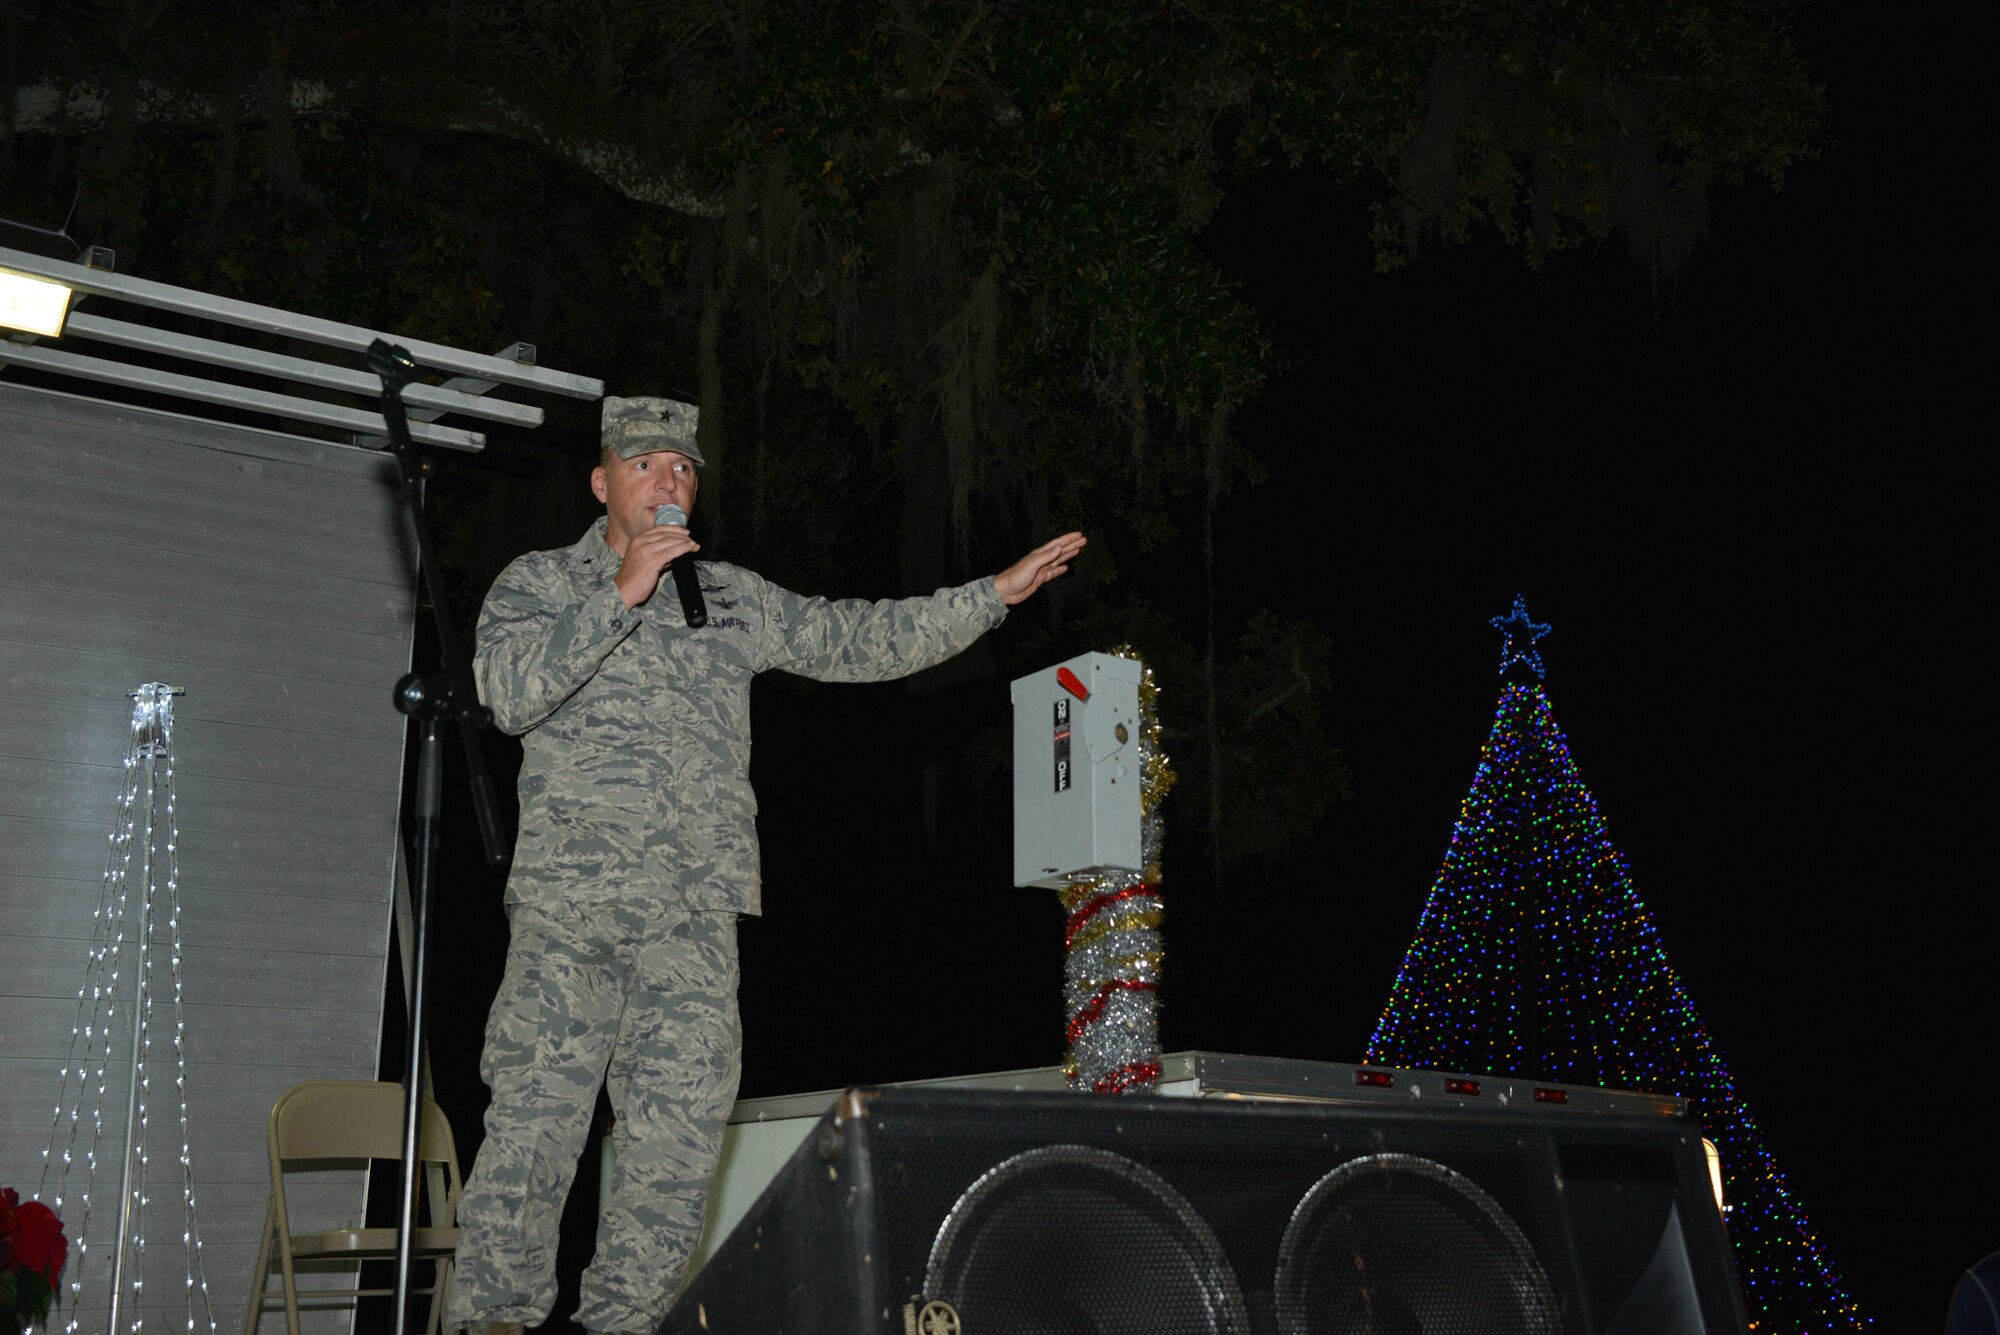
{"left": 661, "top": 1084, "right": 1747, "bottom": 1335}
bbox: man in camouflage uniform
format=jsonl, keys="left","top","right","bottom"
{"left": 448, "top": 396, "right": 1086, "bottom": 1335}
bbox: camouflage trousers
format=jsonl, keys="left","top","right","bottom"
{"left": 446, "top": 896, "right": 742, "bottom": 1334}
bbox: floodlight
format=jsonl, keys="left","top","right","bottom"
{"left": 0, "top": 266, "right": 72, "bottom": 336}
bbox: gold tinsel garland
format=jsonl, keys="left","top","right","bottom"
{"left": 1058, "top": 646, "right": 1172, "bottom": 1093}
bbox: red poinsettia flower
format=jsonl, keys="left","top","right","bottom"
{"left": 2, "top": 1186, "right": 70, "bottom": 1329}
{"left": 3, "top": 1198, "right": 67, "bottom": 1283}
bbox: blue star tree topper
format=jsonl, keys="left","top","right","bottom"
{"left": 1489, "top": 595, "right": 1552, "bottom": 677}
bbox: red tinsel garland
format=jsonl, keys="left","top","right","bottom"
{"left": 1063, "top": 883, "right": 1160, "bottom": 947}
{"left": 1065, "top": 978, "right": 1160, "bottom": 1044}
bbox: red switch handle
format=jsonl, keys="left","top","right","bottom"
{"left": 1056, "top": 666, "right": 1090, "bottom": 702}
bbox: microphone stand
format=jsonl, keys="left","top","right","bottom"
{"left": 367, "top": 338, "right": 510, "bottom": 1335}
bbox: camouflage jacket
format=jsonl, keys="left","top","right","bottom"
{"left": 474, "top": 518, "right": 1007, "bottom": 913}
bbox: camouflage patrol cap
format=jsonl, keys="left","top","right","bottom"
{"left": 601, "top": 395, "right": 705, "bottom": 466}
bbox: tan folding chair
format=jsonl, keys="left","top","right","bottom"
{"left": 244, "top": 1080, "right": 463, "bottom": 1335}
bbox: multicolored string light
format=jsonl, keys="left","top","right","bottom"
{"left": 1058, "top": 648, "right": 1172, "bottom": 1094}
{"left": 39, "top": 685, "right": 218, "bottom": 1335}
{"left": 1367, "top": 637, "right": 1867, "bottom": 1332}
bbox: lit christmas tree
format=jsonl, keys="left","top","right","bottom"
{"left": 1366, "top": 597, "right": 1867, "bottom": 1333}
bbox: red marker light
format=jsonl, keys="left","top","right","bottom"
{"left": 1056, "top": 666, "right": 1090, "bottom": 701}
{"left": 1444, "top": 1078, "right": 1481, "bottom": 1096}
{"left": 1532, "top": 1087, "right": 1568, "bottom": 1104}
{"left": 1355, "top": 1070, "right": 1395, "bottom": 1088}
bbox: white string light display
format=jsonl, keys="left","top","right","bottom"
{"left": 37, "top": 685, "right": 218, "bottom": 1335}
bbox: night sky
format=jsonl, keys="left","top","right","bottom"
{"left": 416, "top": 4, "right": 1986, "bottom": 1330}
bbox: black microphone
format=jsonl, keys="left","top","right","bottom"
{"left": 653, "top": 503, "right": 708, "bottom": 628}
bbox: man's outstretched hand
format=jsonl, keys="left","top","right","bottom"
{"left": 995, "top": 532, "right": 1087, "bottom": 606}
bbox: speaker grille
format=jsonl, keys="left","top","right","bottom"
{"left": 926, "top": 1144, "right": 1251, "bottom": 1334}
{"left": 1274, "top": 1152, "right": 1559, "bottom": 1335}
{"left": 663, "top": 1086, "right": 1745, "bottom": 1334}
{"left": 874, "top": 1096, "right": 1575, "bottom": 1333}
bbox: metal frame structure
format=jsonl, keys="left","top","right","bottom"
{"left": 0, "top": 243, "right": 602, "bottom": 448}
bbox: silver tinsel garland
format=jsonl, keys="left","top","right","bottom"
{"left": 1058, "top": 649, "right": 1171, "bottom": 1094}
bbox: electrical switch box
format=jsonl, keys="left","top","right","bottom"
{"left": 1011, "top": 652, "right": 1143, "bottom": 888}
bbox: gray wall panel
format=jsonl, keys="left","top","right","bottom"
{"left": 0, "top": 877, "right": 108, "bottom": 941}
{"left": 0, "top": 754, "right": 128, "bottom": 821}
{"left": 0, "top": 585, "right": 410, "bottom": 686}
{"left": 0, "top": 701, "right": 407, "bottom": 794}
{"left": 0, "top": 835, "right": 402, "bottom": 895}
{"left": 173, "top": 773, "right": 405, "bottom": 848}
{"left": 0, "top": 536, "right": 412, "bottom": 639}
{"left": 0, "top": 640, "right": 402, "bottom": 737}
{"left": 0, "top": 996, "right": 139, "bottom": 1062}
{"left": 1, "top": 389, "right": 419, "bottom": 572}
{"left": 0, "top": 1003, "right": 376, "bottom": 1075}
{"left": 0, "top": 383, "right": 421, "bottom": 1335}
{"left": 0, "top": 814, "right": 398, "bottom": 893}
{"left": 173, "top": 830, "right": 397, "bottom": 887}
{"left": 0, "top": 812, "right": 116, "bottom": 880}
{"left": 3, "top": 1058, "right": 387, "bottom": 1130}
{"left": 0, "top": 875, "right": 398, "bottom": 959}
{"left": 2, "top": 446, "right": 417, "bottom": 587}
{"left": 173, "top": 887, "right": 391, "bottom": 955}
{"left": 3, "top": 966, "right": 385, "bottom": 1042}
